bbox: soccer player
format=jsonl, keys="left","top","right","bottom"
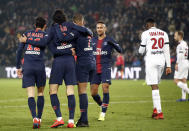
{"left": 55, "top": 13, "right": 95, "bottom": 127}
{"left": 90, "top": 21, "right": 122, "bottom": 121}
{"left": 138, "top": 18, "right": 171, "bottom": 119}
{"left": 16, "top": 17, "right": 47, "bottom": 129}
{"left": 173, "top": 31, "right": 189, "bottom": 102}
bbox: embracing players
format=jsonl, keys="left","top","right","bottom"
{"left": 138, "top": 18, "right": 171, "bottom": 119}
{"left": 173, "top": 31, "right": 189, "bottom": 101}
{"left": 90, "top": 21, "right": 122, "bottom": 121}
{"left": 16, "top": 17, "right": 46, "bottom": 128}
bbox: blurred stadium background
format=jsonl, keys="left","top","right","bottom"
{"left": 0, "top": 0, "right": 188, "bottom": 68}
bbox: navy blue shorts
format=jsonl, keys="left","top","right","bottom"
{"left": 91, "top": 64, "right": 111, "bottom": 85}
{"left": 49, "top": 56, "right": 77, "bottom": 86}
{"left": 76, "top": 62, "right": 96, "bottom": 83}
{"left": 22, "top": 67, "right": 46, "bottom": 88}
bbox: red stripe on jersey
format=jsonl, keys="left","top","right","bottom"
{"left": 96, "top": 39, "right": 104, "bottom": 73}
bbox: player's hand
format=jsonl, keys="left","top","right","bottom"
{"left": 71, "top": 48, "right": 76, "bottom": 56}
{"left": 16, "top": 69, "right": 23, "bottom": 78}
{"left": 175, "top": 63, "right": 178, "bottom": 71}
{"left": 19, "top": 34, "right": 27, "bottom": 43}
{"left": 166, "top": 67, "right": 172, "bottom": 75}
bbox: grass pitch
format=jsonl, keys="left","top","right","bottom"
{"left": 0, "top": 79, "right": 189, "bottom": 131}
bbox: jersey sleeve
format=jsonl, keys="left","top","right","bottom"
{"left": 55, "top": 24, "right": 79, "bottom": 45}
{"left": 72, "top": 25, "right": 93, "bottom": 36}
{"left": 176, "top": 44, "right": 185, "bottom": 63}
{"left": 108, "top": 38, "right": 122, "bottom": 53}
{"left": 164, "top": 33, "right": 169, "bottom": 44}
{"left": 138, "top": 32, "right": 147, "bottom": 54}
{"left": 16, "top": 43, "right": 25, "bottom": 69}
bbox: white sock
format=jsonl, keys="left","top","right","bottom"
{"left": 182, "top": 89, "right": 186, "bottom": 100}
{"left": 101, "top": 112, "right": 106, "bottom": 117}
{"left": 177, "top": 82, "right": 189, "bottom": 94}
{"left": 57, "top": 117, "right": 62, "bottom": 121}
{"left": 152, "top": 90, "right": 162, "bottom": 113}
{"left": 68, "top": 119, "right": 74, "bottom": 124}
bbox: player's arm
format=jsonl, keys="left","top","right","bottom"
{"left": 54, "top": 24, "right": 79, "bottom": 45}
{"left": 163, "top": 34, "right": 171, "bottom": 75}
{"left": 108, "top": 38, "right": 122, "bottom": 53}
{"left": 176, "top": 46, "right": 185, "bottom": 64}
{"left": 72, "top": 25, "right": 93, "bottom": 36}
{"left": 138, "top": 32, "right": 146, "bottom": 55}
{"left": 16, "top": 43, "right": 25, "bottom": 78}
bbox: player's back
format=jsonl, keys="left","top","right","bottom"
{"left": 142, "top": 27, "right": 169, "bottom": 64}
{"left": 23, "top": 29, "right": 46, "bottom": 66}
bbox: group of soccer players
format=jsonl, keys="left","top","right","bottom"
{"left": 16, "top": 8, "right": 189, "bottom": 129}
{"left": 16, "top": 10, "right": 122, "bottom": 129}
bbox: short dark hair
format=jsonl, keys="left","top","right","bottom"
{"left": 145, "top": 18, "right": 156, "bottom": 24}
{"left": 73, "top": 13, "right": 84, "bottom": 23}
{"left": 35, "top": 17, "right": 46, "bottom": 28}
{"left": 177, "top": 31, "right": 184, "bottom": 38}
{"left": 53, "top": 9, "right": 67, "bottom": 24}
{"left": 97, "top": 20, "right": 105, "bottom": 25}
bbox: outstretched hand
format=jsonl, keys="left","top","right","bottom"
{"left": 19, "top": 34, "right": 27, "bottom": 43}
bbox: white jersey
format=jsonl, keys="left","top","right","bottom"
{"left": 140, "top": 27, "right": 169, "bottom": 65}
{"left": 176, "top": 40, "right": 188, "bottom": 64}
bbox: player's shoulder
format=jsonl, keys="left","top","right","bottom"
{"left": 181, "top": 40, "right": 188, "bottom": 46}
{"left": 105, "top": 36, "right": 115, "bottom": 42}
{"left": 157, "top": 28, "right": 168, "bottom": 36}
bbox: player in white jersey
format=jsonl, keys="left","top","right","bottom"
{"left": 173, "top": 31, "right": 189, "bottom": 102}
{"left": 138, "top": 18, "right": 171, "bottom": 120}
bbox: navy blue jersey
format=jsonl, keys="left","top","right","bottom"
{"left": 92, "top": 36, "right": 122, "bottom": 73}
{"left": 54, "top": 24, "right": 95, "bottom": 63}
{"left": 16, "top": 29, "right": 46, "bottom": 69}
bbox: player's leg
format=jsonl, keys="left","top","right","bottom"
{"left": 49, "top": 59, "right": 65, "bottom": 128}
{"left": 66, "top": 85, "right": 76, "bottom": 128}
{"left": 35, "top": 68, "right": 46, "bottom": 126}
{"left": 76, "top": 82, "right": 89, "bottom": 127}
{"left": 64, "top": 58, "right": 77, "bottom": 128}
{"left": 37, "top": 86, "right": 45, "bottom": 127}
{"left": 90, "top": 73, "right": 102, "bottom": 106}
{"left": 174, "top": 79, "right": 187, "bottom": 101}
{"left": 23, "top": 69, "right": 40, "bottom": 128}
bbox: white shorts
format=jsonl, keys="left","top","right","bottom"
{"left": 174, "top": 61, "right": 189, "bottom": 79}
{"left": 145, "top": 63, "right": 165, "bottom": 85}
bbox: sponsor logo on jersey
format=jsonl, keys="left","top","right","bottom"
{"left": 84, "top": 47, "right": 93, "bottom": 51}
{"left": 25, "top": 51, "right": 40, "bottom": 55}
{"left": 57, "top": 44, "right": 72, "bottom": 49}
{"left": 151, "top": 50, "right": 163, "bottom": 55}
{"left": 93, "top": 48, "right": 108, "bottom": 55}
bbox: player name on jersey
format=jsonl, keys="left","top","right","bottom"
{"left": 149, "top": 32, "right": 164, "bottom": 36}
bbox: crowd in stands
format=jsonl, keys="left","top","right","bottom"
{"left": 0, "top": 0, "right": 188, "bottom": 67}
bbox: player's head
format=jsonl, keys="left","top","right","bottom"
{"left": 96, "top": 21, "right": 106, "bottom": 37}
{"left": 145, "top": 18, "right": 156, "bottom": 29}
{"left": 73, "top": 13, "right": 84, "bottom": 26}
{"left": 35, "top": 17, "right": 46, "bottom": 30}
{"left": 53, "top": 9, "right": 67, "bottom": 24}
{"left": 174, "top": 31, "right": 184, "bottom": 42}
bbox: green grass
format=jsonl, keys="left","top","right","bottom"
{"left": 0, "top": 79, "right": 189, "bottom": 131}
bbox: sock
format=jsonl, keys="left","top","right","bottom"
{"left": 177, "top": 82, "right": 189, "bottom": 93}
{"left": 102, "top": 93, "right": 109, "bottom": 113}
{"left": 152, "top": 90, "right": 162, "bottom": 113}
{"left": 37, "top": 96, "right": 44, "bottom": 119}
{"left": 67, "top": 95, "right": 76, "bottom": 120}
{"left": 79, "top": 94, "right": 88, "bottom": 122}
{"left": 28, "top": 97, "right": 36, "bottom": 118}
{"left": 92, "top": 94, "right": 102, "bottom": 106}
{"left": 182, "top": 89, "right": 186, "bottom": 100}
{"left": 50, "top": 94, "right": 62, "bottom": 118}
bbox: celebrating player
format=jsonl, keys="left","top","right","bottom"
{"left": 173, "top": 31, "right": 189, "bottom": 101}
{"left": 55, "top": 13, "right": 95, "bottom": 127}
{"left": 138, "top": 18, "right": 171, "bottom": 119}
{"left": 90, "top": 21, "right": 122, "bottom": 121}
{"left": 16, "top": 17, "right": 47, "bottom": 129}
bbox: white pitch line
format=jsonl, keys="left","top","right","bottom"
{"left": 0, "top": 100, "right": 176, "bottom": 109}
